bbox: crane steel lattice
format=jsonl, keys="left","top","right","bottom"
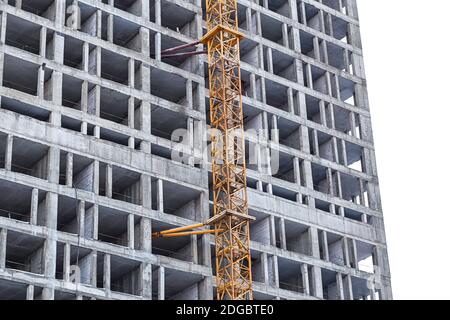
{"left": 202, "top": 0, "right": 253, "bottom": 300}
{"left": 154, "top": 0, "right": 253, "bottom": 300}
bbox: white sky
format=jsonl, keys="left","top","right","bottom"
{"left": 357, "top": 1, "right": 450, "bottom": 299}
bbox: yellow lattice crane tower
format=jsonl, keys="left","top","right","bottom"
{"left": 153, "top": 0, "right": 253, "bottom": 300}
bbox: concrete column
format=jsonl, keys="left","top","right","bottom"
{"left": 140, "top": 174, "right": 152, "bottom": 252}
{"left": 47, "top": 147, "right": 60, "bottom": 184}
{"left": 93, "top": 160, "right": 100, "bottom": 195}
{"left": 327, "top": 103, "right": 336, "bottom": 129}
{"left": 128, "top": 97, "right": 135, "bottom": 129}
{"left": 271, "top": 115, "right": 279, "bottom": 143}
{"left": 272, "top": 255, "right": 279, "bottom": 287}
{"left": 321, "top": 231, "right": 329, "bottom": 261}
{"left": 106, "top": 164, "right": 113, "bottom": 198}
{"left": 30, "top": 188, "right": 39, "bottom": 225}
{"left": 42, "top": 243, "right": 56, "bottom": 299}
{"left": 156, "top": 179, "right": 164, "bottom": 212}
{"left": 301, "top": 264, "right": 310, "bottom": 295}
{"left": 198, "top": 276, "right": 213, "bottom": 300}
{"left": 345, "top": 275, "right": 354, "bottom": 300}
{"left": 90, "top": 252, "right": 97, "bottom": 287}
{"left": 261, "top": 252, "right": 269, "bottom": 285}
{"left": 140, "top": 262, "right": 152, "bottom": 299}
{"left": 334, "top": 75, "right": 341, "bottom": 100}
{"left": 0, "top": 53, "right": 3, "bottom": 98}
{"left": 351, "top": 238, "right": 358, "bottom": 269}
{"left": 299, "top": 2, "right": 307, "bottom": 24}
{"left": 326, "top": 168, "right": 334, "bottom": 196}
{"left": 279, "top": 218, "right": 287, "bottom": 250}
{"left": 85, "top": 205, "right": 98, "bottom": 240}
{"left": 37, "top": 66, "right": 45, "bottom": 99}
{"left": 373, "top": 246, "right": 393, "bottom": 299}
{"left": 302, "top": 162, "right": 315, "bottom": 208}
{"left": 42, "top": 190, "right": 58, "bottom": 298}
{"left": 55, "top": 0, "right": 66, "bottom": 26}
{"left": 158, "top": 266, "right": 165, "bottom": 300}
{"left": 313, "top": 37, "right": 320, "bottom": 60}
{"left": 0, "top": 12, "right": 7, "bottom": 44}
{"left": 266, "top": 47, "right": 273, "bottom": 73}
{"left": 82, "top": 42, "right": 89, "bottom": 72}
{"left": 305, "top": 64, "right": 313, "bottom": 88}
{"left": 282, "top": 23, "right": 289, "bottom": 47}
{"left": 310, "top": 227, "right": 321, "bottom": 259}
{"left": 336, "top": 273, "right": 344, "bottom": 300}
{"left": 293, "top": 157, "right": 301, "bottom": 186}
{"left": 269, "top": 215, "right": 276, "bottom": 247}
{"left": 127, "top": 214, "right": 135, "bottom": 249}
{"left": 245, "top": 7, "right": 252, "bottom": 33}
{"left": 139, "top": 217, "right": 152, "bottom": 252}
{"left": 311, "top": 266, "right": 323, "bottom": 298}
{"left": 80, "top": 81, "right": 88, "bottom": 113}
{"left": 5, "top": 134, "right": 12, "bottom": 171}
{"left": 66, "top": 153, "right": 73, "bottom": 187}
{"left": 63, "top": 243, "right": 71, "bottom": 282}
{"left": 107, "top": 14, "right": 114, "bottom": 42}
{"left": 336, "top": 171, "right": 343, "bottom": 198}
{"left": 103, "top": 254, "right": 111, "bottom": 290}
{"left": 77, "top": 200, "right": 85, "bottom": 237}
{"left": 50, "top": 32, "right": 64, "bottom": 126}
{"left": 312, "top": 130, "right": 319, "bottom": 156}
{"left": 342, "top": 237, "right": 351, "bottom": 267}
{"left": 26, "top": 285, "right": 34, "bottom": 300}
{"left": 332, "top": 137, "right": 339, "bottom": 163}
{"left": 0, "top": 228, "right": 6, "bottom": 269}
{"left": 319, "top": 100, "right": 327, "bottom": 126}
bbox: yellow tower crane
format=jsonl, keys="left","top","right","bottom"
{"left": 153, "top": 0, "right": 253, "bottom": 300}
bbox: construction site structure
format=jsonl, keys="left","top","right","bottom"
{"left": 0, "top": 0, "right": 392, "bottom": 300}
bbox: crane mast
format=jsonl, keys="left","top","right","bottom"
{"left": 201, "top": 0, "right": 253, "bottom": 300}
{"left": 155, "top": 0, "right": 253, "bottom": 300}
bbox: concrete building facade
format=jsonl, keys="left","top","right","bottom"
{"left": 0, "top": 0, "right": 392, "bottom": 300}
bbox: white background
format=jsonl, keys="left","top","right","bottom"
{"left": 357, "top": 0, "right": 450, "bottom": 299}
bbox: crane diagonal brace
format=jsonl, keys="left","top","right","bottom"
{"left": 200, "top": 24, "right": 245, "bottom": 45}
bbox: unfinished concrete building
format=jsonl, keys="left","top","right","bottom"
{"left": 0, "top": 0, "right": 392, "bottom": 300}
